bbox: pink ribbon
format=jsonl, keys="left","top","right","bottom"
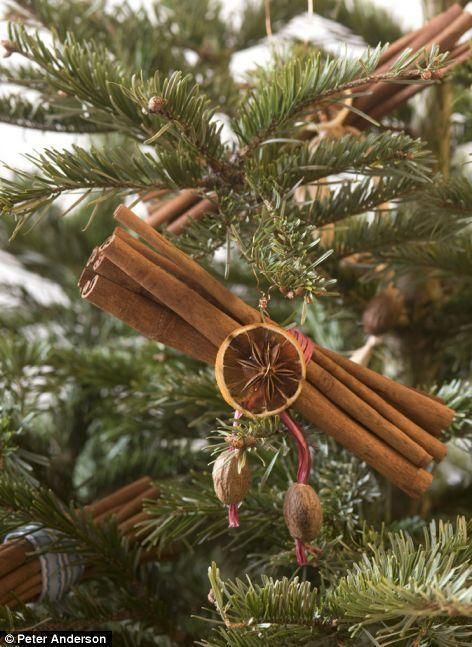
{"left": 226, "top": 329, "right": 318, "bottom": 566}
{"left": 227, "top": 410, "right": 243, "bottom": 528}
{"left": 284, "top": 329, "right": 315, "bottom": 566}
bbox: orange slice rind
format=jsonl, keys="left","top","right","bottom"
{"left": 215, "top": 323, "right": 306, "bottom": 417}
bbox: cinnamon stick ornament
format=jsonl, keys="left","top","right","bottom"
{"left": 79, "top": 205, "right": 453, "bottom": 503}
{"left": 0, "top": 477, "right": 172, "bottom": 607}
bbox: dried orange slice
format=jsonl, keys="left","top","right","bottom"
{"left": 215, "top": 323, "right": 306, "bottom": 417}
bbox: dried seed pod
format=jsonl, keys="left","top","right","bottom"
{"left": 283, "top": 483, "right": 323, "bottom": 542}
{"left": 215, "top": 323, "right": 306, "bottom": 418}
{"left": 362, "top": 285, "right": 405, "bottom": 335}
{"left": 212, "top": 450, "right": 252, "bottom": 505}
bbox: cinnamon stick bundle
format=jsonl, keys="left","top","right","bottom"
{"left": 145, "top": 190, "right": 218, "bottom": 233}
{"left": 0, "top": 477, "right": 165, "bottom": 607}
{"left": 347, "top": 3, "right": 472, "bottom": 128}
{"left": 79, "top": 205, "right": 453, "bottom": 499}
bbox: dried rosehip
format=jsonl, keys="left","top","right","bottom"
{"left": 215, "top": 323, "right": 306, "bottom": 417}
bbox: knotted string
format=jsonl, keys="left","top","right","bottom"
{"left": 4, "top": 524, "right": 84, "bottom": 603}
{"left": 284, "top": 329, "right": 315, "bottom": 566}
{"left": 228, "top": 410, "right": 243, "bottom": 528}
{"left": 225, "top": 328, "right": 317, "bottom": 566}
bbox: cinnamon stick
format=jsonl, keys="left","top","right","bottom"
{"left": 81, "top": 274, "right": 216, "bottom": 364}
{"left": 111, "top": 207, "right": 451, "bottom": 479}
{"left": 118, "top": 511, "right": 149, "bottom": 541}
{"left": 306, "top": 362, "right": 433, "bottom": 467}
{"left": 296, "top": 383, "right": 433, "bottom": 498}
{"left": 114, "top": 227, "right": 228, "bottom": 311}
{"left": 85, "top": 477, "right": 153, "bottom": 517}
{"left": 310, "top": 347, "right": 447, "bottom": 462}
{"left": 99, "top": 232, "right": 238, "bottom": 347}
{"left": 350, "top": 5, "right": 472, "bottom": 125}
{"left": 114, "top": 486, "right": 159, "bottom": 523}
{"left": 426, "top": 9, "right": 472, "bottom": 53}
{"left": 114, "top": 205, "right": 260, "bottom": 327}
{"left": 0, "top": 539, "right": 32, "bottom": 579}
{"left": 377, "top": 3, "right": 463, "bottom": 67}
{"left": 78, "top": 245, "right": 99, "bottom": 290}
{"left": 0, "top": 558, "right": 40, "bottom": 602}
{"left": 93, "top": 254, "right": 149, "bottom": 298}
{"left": 315, "top": 345, "right": 454, "bottom": 435}
{"left": 167, "top": 197, "right": 219, "bottom": 235}
{"left": 141, "top": 189, "right": 170, "bottom": 203}
{"left": 1, "top": 573, "right": 42, "bottom": 606}
{"left": 146, "top": 189, "right": 201, "bottom": 228}
{"left": 370, "top": 42, "right": 471, "bottom": 121}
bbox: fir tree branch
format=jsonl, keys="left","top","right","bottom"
{"left": 4, "top": 23, "right": 227, "bottom": 171}
{"left": 236, "top": 46, "right": 449, "bottom": 155}
{"left": 378, "top": 235, "right": 472, "bottom": 277}
{"left": 324, "top": 207, "right": 466, "bottom": 259}
{"left": 430, "top": 380, "right": 472, "bottom": 447}
{"left": 202, "top": 519, "right": 472, "bottom": 646}
{"left": 233, "top": 200, "right": 336, "bottom": 299}
{"left": 5, "top": 23, "right": 147, "bottom": 137}
{"left": 0, "top": 94, "right": 112, "bottom": 133}
{"left": 0, "top": 60, "right": 52, "bottom": 90}
{"left": 295, "top": 174, "right": 430, "bottom": 227}
{"left": 0, "top": 144, "right": 204, "bottom": 222}
{"left": 200, "top": 562, "right": 336, "bottom": 646}
{"left": 328, "top": 517, "right": 472, "bottom": 642}
{"left": 248, "top": 131, "right": 432, "bottom": 192}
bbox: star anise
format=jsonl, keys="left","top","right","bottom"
{"left": 215, "top": 324, "right": 306, "bottom": 417}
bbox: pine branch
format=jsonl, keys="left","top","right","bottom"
{"left": 295, "top": 174, "right": 430, "bottom": 228}
{"left": 234, "top": 200, "right": 336, "bottom": 300}
{"left": 126, "top": 72, "right": 228, "bottom": 173}
{"left": 201, "top": 519, "right": 472, "bottom": 645}
{"left": 430, "top": 380, "right": 472, "bottom": 448}
{"left": 422, "top": 174, "right": 472, "bottom": 218}
{"left": 4, "top": 23, "right": 227, "bottom": 169}
{"left": 5, "top": 23, "right": 146, "bottom": 136}
{"left": 200, "top": 562, "right": 336, "bottom": 647}
{"left": 235, "top": 46, "right": 449, "bottom": 154}
{"left": 0, "top": 144, "right": 203, "bottom": 223}
{"left": 0, "top": 93, "right": 112, "bottom": 133}
{"left": 324, "top": 207, "right": 466, "bottom": 259}
{"left": 0, "top": 60, "right": 52, "bottom": 90}
{"left": 329, "top": 517, "right": 472, "bottom": 643}
{"left": 248, "top": 131, "right": 432, "bottom": 193}
{"left": 139, "top": 473, "right": 287, "bottom": 555}
{"left": 378, "top": 234, "right": 472, "bottom": 277}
